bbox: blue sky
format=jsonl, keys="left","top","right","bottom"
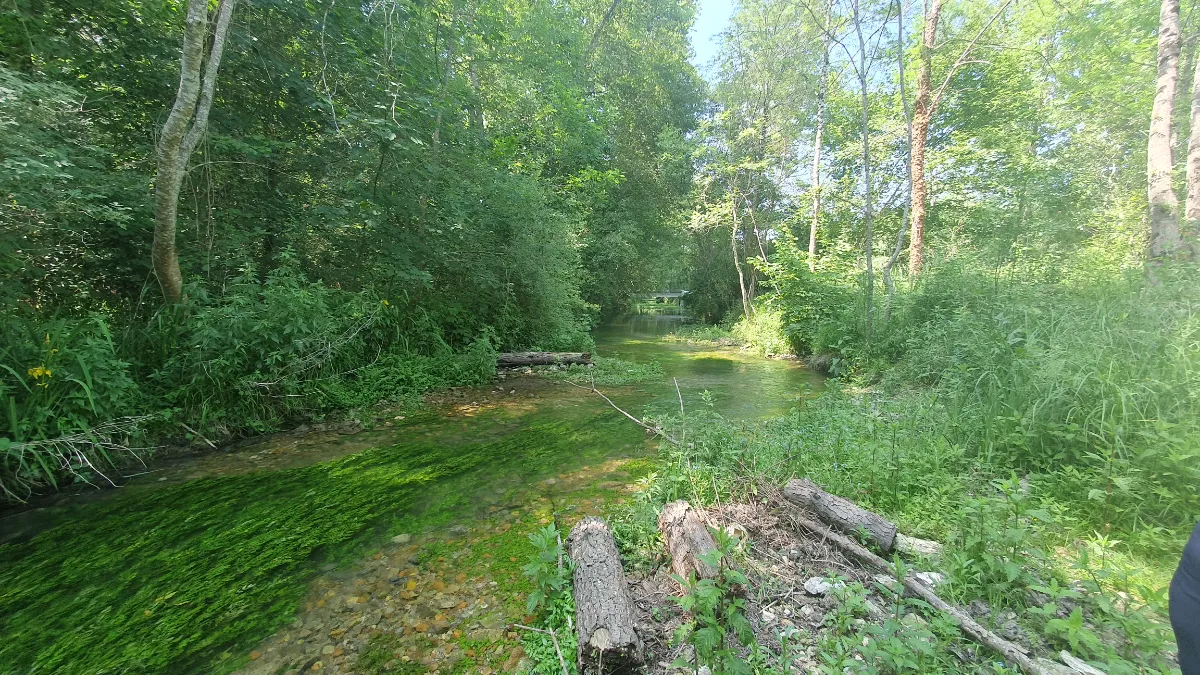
{"left": 688, "top": 0, "right": 733, "bottom": 80}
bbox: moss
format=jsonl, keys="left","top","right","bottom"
{"left": 0, "top": 409, "right": 645, "bottom": 675}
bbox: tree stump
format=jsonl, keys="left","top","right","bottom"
{"left": 657, "top": 500, "right": 719, "bottom": 581}
{"left": 782, "top": 478, "right": 898, "bottom": 551}
{"left": 497, "top": 352, "right": 592, "bottom": 367}
{"left": 568, "top": 517, "right": 642, "bottom": 674}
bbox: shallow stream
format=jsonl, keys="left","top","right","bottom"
{"left": 0, "top": 313, "right": 819, "bottom": 675}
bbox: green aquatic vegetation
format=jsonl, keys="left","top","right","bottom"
{"left": 0, "top": 421, "right": 608, "bottom": 674}
{"left": 662, "top": 322, "right": 737, "bottom": 345}
{"left": 540, "top": 355, "right": 665, "bottom": 386}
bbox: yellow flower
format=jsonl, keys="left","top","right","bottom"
{"left": 381, "top": 299, "right": 390, "bottom": 306}
{"left": 27, "top": 365, "right": 52, "bottom": 380}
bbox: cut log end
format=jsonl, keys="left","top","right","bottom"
{"left": 568, "top": 517, "right": 642, "bottom": 674}
{"left": 782, "top": 478, "right": 898, "bottom": 551}
{"left": 497, "top": 352, "right": 592, "bottom": 367}
{"left": 657, "top": 500, "right": 719, "bottom": 581}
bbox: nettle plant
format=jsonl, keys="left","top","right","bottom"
{"left": 522, "top": 523, "right": 580, "bottom": 675}
{"left": 523, "top": 523, "right": 573, "bottom": 615}
{"left": 671, "top": 528, "right": 756, "bottom": 675}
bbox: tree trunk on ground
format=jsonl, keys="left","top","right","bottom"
{"left": 497, "top": 352, "right": 592, "bottom": 367}
{"left": 851, "top": 0, "right": 874, "bottom": 342}
{"left": 781, "top": 478, "right": 898, "bottom": 551}
{"left": 1149, "top": 0, "right": 1182, "bottom": 260}
{"left": 907, "top": 0, "right": 941, "bottom": 279}
{"left": 568, "top": 517, "right": 643, "bottom": 674}
{"left": 809, "top": 19, "right": 831, "bottom": 273}
{"left": 1185, "top": 37, "right": 1200, "bottom": 247}
{"left": 658, "top": 500, "right": 720, "bottom": 581}
{"left": 153, "top": 0, "right": 236, "bottom": 303}
{"left": 787, "top": 513, "right": 1052, "bottom": 675}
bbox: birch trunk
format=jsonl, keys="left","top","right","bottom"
{"left": 884, "top": 0, "right": 913, "bottom": 321}
{"left": 732, "top": 197, "right": 752, "bottom": 318}
{"left": 1148, "top": 0, "right": 1182, "bottom": 259}
{"left": 1185, "top": 39, "right": 1200, "bottom": 244}
{"left": 808, "top": 23, "right": 831, "bottom": 273}
{"left": 852, "top": 0, "right": 874, "bottom": 342}
{"left": 152, "top": 0, "right": 236, "bottom": 303}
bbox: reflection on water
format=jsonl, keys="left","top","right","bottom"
{"left": 594, "top": 313, "right": 822, "bottom": 420}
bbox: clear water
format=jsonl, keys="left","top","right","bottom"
{"left": 1, "top": 315, "right": 820, "bottom": 541}
{"left": 0, "top": 315, "right": 823, "bottom": 674}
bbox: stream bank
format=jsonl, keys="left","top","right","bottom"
{"left": 0, "top": 313, "right": 820, "bottom": 674}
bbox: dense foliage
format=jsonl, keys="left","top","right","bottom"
{"left": 0, "top": 0, "right": 702, "bottom": 494}
{"left": 686, "top": 0, "right": 1200, "bottom": 553}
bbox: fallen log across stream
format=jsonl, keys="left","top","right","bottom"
{"left": 497, "top": 352, "right": 592, "bottom": 367}
{"left": 568, "top": 517, "right": 643, "bottom": 674}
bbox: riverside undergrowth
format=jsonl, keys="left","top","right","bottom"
{"left": 612, "top": 387, "right": 1179, "bottom": 673}
{"left": 0, "top": 413, "right": 629, "bottom": 674}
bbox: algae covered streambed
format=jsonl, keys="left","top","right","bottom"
{"left": 0, "top": 314, "right": 820, "bottom": 675}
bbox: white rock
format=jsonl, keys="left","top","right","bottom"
{"left": 873, "top": 574, "right": 897, "bottom": 588}
{"left": 391, "top": 534, "right": 412, "bottom": 544}
{"left": 863, "top": 599, "right": 886, "bottom": 619}
{"left": 761, "top": 609, "right": 777, "bottom": 623}
{"left": 913, "top": 571, "right": 945, "bottom": 587}
{"left": 803, "top": 577, "right": 843, "bottom": 596}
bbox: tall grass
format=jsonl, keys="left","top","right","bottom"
{"left": 890, "top": 269, "right": 1200, "bottom": 551}
{"left": 762, "top": 259, "right": 1200, "bottom": 554}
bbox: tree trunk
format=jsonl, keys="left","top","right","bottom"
{"left": 907, "top": 0, "right": 941, "bottom": 278}
{"left": 418, "top": 2, "right": 460, "bottom": 232}
{"left": 781, "top": 478, "right": 898, "bottom": 551}
{"left": 731, "top": 198, "right": 752, "bottom": 318}
{"left": 885, "top": 0, "right": 914, "bottom": 321}
{"left": 568, "top": 517, "right": 643, "bottom": 674}
{"left": 1185, "top": 36, "right": 1200, "bottom": 245}
{"left": 153, "top": 0, "right": 236, "bottom": 303}
{"left": 808, "top": 20, "right": 831, "bottom": 273}
{"left": 657, "top": 500, "right": 720, "bottom": 581}
{"left": 788, "top": 513, "right": 1052, "bottom": 675}
{"left": 852, "top": 0, "right": 874, "bottom": 342}
{"left": 496, "top": 352, "right": 592, "bottom": 367}
{"left": 1149, "top": 0, "right": 1182, "bottom": 260}
{"left": 586, "top": 0, "right": 622, "bottom": 60}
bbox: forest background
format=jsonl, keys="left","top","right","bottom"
{"left": 1, "top": 0, "right": 1199, "bottom": 595}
